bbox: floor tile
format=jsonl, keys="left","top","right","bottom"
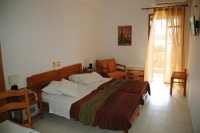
{"left": 167, "top": 121, "right": 186, "bottom": 132}
{"left": 146, "top": 127, "right": 167, "bottom": 133}
{"left": 129, "top": 125, "right": 148, "bottom": 133}
{"left": 87, "top": 126, "right": 108, "bottom": 133}
{"left": 139, "top": 110, "right": 154, "bottom": 118}
{"left": 132, "top": 116, "right": 151, "bottom": 126}
{"left": 149, "top": 118, "right": 167, "bottom": 129}
{"left": 154, "top": 106, "right": 169, "bottom": 114}
{"left": 168, "top": 114, "right": 186, "bottom": 124}
{"left": 152, "top": 112, "right": 168, "bottom": 121}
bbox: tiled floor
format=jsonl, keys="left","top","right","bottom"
{"left": 33, "top": 82, "right": 193, "bottom": 133}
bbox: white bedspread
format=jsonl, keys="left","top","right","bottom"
{"left": 43, "top": 78, "right": 111, "bottom": 119}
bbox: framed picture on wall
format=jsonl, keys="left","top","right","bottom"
{"left": 118, "top": 26, "right": 132, "bottom": 46}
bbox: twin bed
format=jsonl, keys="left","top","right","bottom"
{"left": 27, "top": 63, "right": 150, "bottom": 133}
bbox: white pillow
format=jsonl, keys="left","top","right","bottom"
{"left": 56, "top": 79, "right": 79, "bottom": 97}
{"left": 78, "top": 72, "right": 103, "bottom": 84}
{"left": 42, "top": 81, "right": 62, "bottom": 95}
{"left": 68, "top": 74, "right": 83, "bottom": 83}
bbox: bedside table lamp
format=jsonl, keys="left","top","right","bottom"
{"left": 8, "top": 75, "right": 19, "bottom": 90}
{"left": 88, "top": 58, "right": 93, "bottom": 69}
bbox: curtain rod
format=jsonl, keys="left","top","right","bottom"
{"left": 142, "top": 4, "right": 188, "bottom": 10}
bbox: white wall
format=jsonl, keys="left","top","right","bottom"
{"left": 0, "top": 0, "right": 104, "bottom": 89}
{"left": 103, "top": 0, "right": 155, "bottom": 68}
{"left": 187, "top": 0, "right": 200, "bottom": 132}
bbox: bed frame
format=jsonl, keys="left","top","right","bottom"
{"left": 26, "top": 63, "right": 139, "bottom": 133}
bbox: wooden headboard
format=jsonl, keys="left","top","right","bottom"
{"left": 27, "top": 63, "right": 82, "bottom": 91}
{"left": 58, "top": 63, "right": 82, "bottom": 80}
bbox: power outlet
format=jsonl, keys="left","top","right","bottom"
{"left": 53, "top": 61, "right": 60, "bottom": 68}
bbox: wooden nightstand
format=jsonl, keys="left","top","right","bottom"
{"left": 12, "top": 89, "right": 43, "bottom": 124}
{"left": 83, "top": 67, "right": 101, "bottom": 75}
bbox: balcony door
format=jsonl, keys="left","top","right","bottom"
{"left": 145, "top": 7, "right": 185, "bottom": 83}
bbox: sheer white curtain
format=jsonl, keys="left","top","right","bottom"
{"left": 144, "top": 7, "right": 185, "bottom": 82}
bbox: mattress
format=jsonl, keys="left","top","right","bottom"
{"left": 42, "top": 92, "right": 57, "bottom": 103}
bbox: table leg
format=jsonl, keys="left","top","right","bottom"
{"left": 183, "top": 77, "right": 187, "bottom": 96}
{"left": 170, "top": 77, "right": 173, "bottom": 95}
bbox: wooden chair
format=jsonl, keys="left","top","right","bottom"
{"left": 0, "top": 88, "right": 33, "bottom": 128}
{"left": 96, "top": 58, "right": 127, "bottom": 78}
{"left": 170, "top": 69, "right": 187, "bottom": 96}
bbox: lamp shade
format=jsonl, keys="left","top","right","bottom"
{"left": 8, "top": 75, "right": 19, "bottom": 85}
{"left": 88, "top": 58, "right": 93, "bottom": 64}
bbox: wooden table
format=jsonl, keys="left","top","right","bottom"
{"left": 127, "top": 70, "right": 144, "bottom": 81}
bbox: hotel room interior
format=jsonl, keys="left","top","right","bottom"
{"left": 0, "top": 0, "right": 200, "bottom": 133}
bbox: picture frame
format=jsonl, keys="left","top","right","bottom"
{"left": 118, "top": 26, "right": 132, "bottom": 46}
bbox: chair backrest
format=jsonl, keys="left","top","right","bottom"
{"left": 172, "top": 69, "right": 187, "bottom": 78}
{"left": 0, "top": 88, "right": 32, "bottom": 128}
{"left": 96, "top": 58, "right": 115, "bottom": 68}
